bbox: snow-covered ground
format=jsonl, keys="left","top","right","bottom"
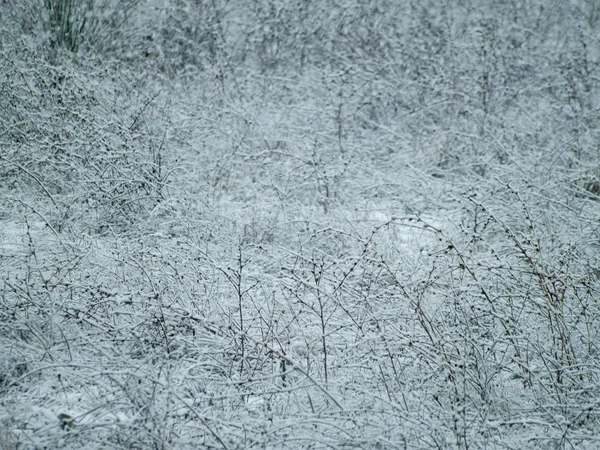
{"left": 1, "top": 1, "right": 600, "bottom": 448}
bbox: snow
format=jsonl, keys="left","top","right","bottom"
{"left": 1, "top": 1, "right": 600, "bottom": 448}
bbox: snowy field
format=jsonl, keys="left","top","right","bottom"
{"left": 1, "top": 1, "right": 600, "bottom": 449}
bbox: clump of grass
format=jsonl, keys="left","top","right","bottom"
{"left": 44, "top": 0, "right": 89, "bottom": 52}
{"left": 37, "top": 0, "right": 137, "bottom": 53}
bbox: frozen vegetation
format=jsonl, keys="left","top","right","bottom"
{"left": 1, "top": 1, "right": 600, "bottom": 448}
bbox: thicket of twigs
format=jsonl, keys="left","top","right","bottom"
{"left": 1, "top": 1, "right": 599, "bottom": 448}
